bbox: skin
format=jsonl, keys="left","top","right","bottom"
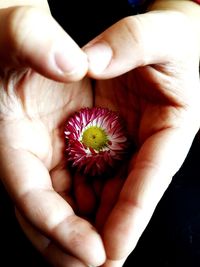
{"left": 0, "top": 1, "right": 200, "bottom": 267}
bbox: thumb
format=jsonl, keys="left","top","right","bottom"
{"left": 0, "top": 6, "right": 88, "bottom": 82}
{"left": 84, "top": 11, "right": 198, "bottom": 79}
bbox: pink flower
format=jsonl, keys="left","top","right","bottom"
{"left": 64, "top": 107, "right": 128, "bottom": 176}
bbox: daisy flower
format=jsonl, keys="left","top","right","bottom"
{"left": 64, "top": 107, "right": 128, "bottom": 176}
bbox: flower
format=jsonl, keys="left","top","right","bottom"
{"left": 64, "top": 107, "right": 128, "bottom": 176}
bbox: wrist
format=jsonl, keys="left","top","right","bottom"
{"left": 148, "top": 1, "right": 200, "bottom": 24}
{"left": 148, "top": 1, "right": 200, "bottom": 53}
{"left": 149, "top": 0, "right": 200, "bottom": 12}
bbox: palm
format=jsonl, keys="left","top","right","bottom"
{"left": 0, "top": 69, "right": 93, "bottom": 222}
{"left": 1, "top": 65, "right": 198, "bottom": 265}
{"left": 73, "top": 65, "right": 189, "bottom": 228}
{"left": 89, "top": 64, "right": 200, "bottom": 263}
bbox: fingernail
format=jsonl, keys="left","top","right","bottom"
{"left": 53, "top": 42, "right": 87, "bottom": 76}
{"left": 84, "top": 41, "right": 112, "bottom": 74}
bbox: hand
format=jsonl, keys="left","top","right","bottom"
{"left": 0, "top": 3, "right": 106, "bottom": 267}
{"left": 0, "top": 2, "right": 88, "bottom": 82}
{"left": 82, "top": 7, "right": 200, "bottom": 267}
{"left": 1, "top": 2, "right": 200, "bottom": 267}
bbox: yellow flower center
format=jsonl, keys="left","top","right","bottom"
{"left": 81, "top": 126, "right": 108, "bottom": 151}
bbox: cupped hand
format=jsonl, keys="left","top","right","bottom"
{"left": 93, "top": 62, "right": 200, "bottom": 267}
{"left": 0, "top": 69, "right": 108, "bottom": 267}
{"left": 81, "top": 8, "right": 200, "bottom": 267}
{"left": 0, "top": 3, "right": 106, "bottom": 267}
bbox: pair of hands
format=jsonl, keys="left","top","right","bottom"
{"left": 0, "top": 1, "right": 200, "bottom": 267}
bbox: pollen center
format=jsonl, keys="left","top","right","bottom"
{"left": 81, "top": 126, "right": 108, "bottom": 151}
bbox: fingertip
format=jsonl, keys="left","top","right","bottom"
{"left": 53, "top": 45, "right": 88, "bottom": 82}
{"left": 1, "top": 6, "right": 88, "bottom": 82}
{"left": 101, "top": 258, "right": 127, "bottom": 267}
{"left": 83, "top": 41, "right": 112, "bottom": 77}
{"left": 52, "top": 215, "right": 106, "bottom": 266}
{"left": 20, "top": 7, "right": 89, "bottom": 82}
{"left": 86, "top": 239, "right": 106, "bottom": 267}
{"left": 80, "top": 227, "right": 106, "bottom": 267}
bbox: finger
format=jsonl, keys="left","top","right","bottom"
{"left": 0, "top": 6, "right": 88, "bottom": 82}
{"left": 103, "top": 126, "right": 198, "bottom": 261}
{"left": 50, "top": 165, "right": 77, "bottom": 211}
{"left": 84, "top": 11, "right": 199, "bottom": 78}
{"left": 16, "top": 209, "right": 88, "bottom": 267}
{"left": 74, "top": 172, "right": 97, "bottom": 217}
{"left": 50, "top": 162, "right": 72, "bottom": 194}
{"left": 102, "top": 258, "right": 126, "bottom": 267}
{"left": 0, "top": 147, "right": 106, "bottom": 266}
{"left": 95, "top": 176, "right": 125, "bottom": 231}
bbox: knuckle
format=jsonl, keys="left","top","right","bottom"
{"left": 112, "top": 16, "right": 147, "bottom": 66}
{"left": 119, "top": 16, "right": 144, "bottom": 48}
{"left": 3, "top": 6, "right": 43, "bottom": 64}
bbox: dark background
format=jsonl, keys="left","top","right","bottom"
{"left": 0, "top": 1, "right": 200, "bottom": 266}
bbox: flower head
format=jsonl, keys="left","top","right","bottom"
{"left": 64, "top": 107, "right": 128, "bottom": 176}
